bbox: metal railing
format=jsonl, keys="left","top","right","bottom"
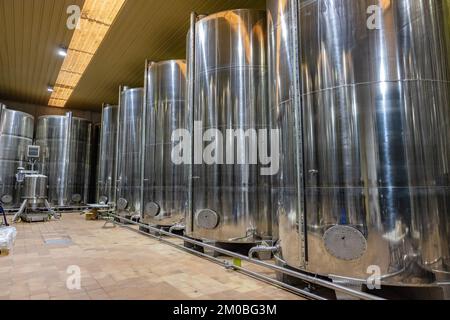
{"left": 104, "top": 212, "right": 384, "bottom": 301}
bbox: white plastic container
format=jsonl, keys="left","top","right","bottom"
{"left": 0, "top": 226, "right": 17, "bottom": 256}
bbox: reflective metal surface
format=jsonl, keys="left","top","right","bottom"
{"left": 116, "top": 88, "right": 143, "bottom": 216}
{"left": 22, "top": 174, "right": 48, "bottom": 199}
{"left": 88, "top": 123, "right": 100, "bottom": 204}
{"left": 142, "top": 60, "right": 187, "bottom": 226}
{"left": 83, "top": 123, "right": 93, "bottom": 204}
{"left": 97, "top": 105, "right": 117, "bottom": 204}
{"left": 270, "top": 0, "right": 450, "bottom": 285}
{"left": 267, "top": 0, "right": 306, "bottom": 265}
{"left": 0, "top": 105, "right": 34, "bottom": 208}
{"left": 186, "top": 9, "right": 271, "bottom": 243}
{"left": 22, "top": 174, "right": 48, "bottom": 209}
{"left": 36, "top": 115, "right": 91, "bottom": 206}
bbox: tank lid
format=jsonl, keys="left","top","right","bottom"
{"left": 121, "top": 87, "right": 143, "bottom": 94}
{"left": 72, "top": 116, "right": 90, "bottom": 122}
{"left": 0, "top": 107, "right": 34, "bottom": 120}
{"left": 103, "top": 104, "right": 118, "bottom": 109}
{"left": 37, "top": 115, "right": 89, "bottom": 122}
{"left": 197, "top": 9, "right": 266, "bottom": 23}
{"left": 24, "top": 174, "right": 47, "bottom": 178}
{"left": 149, "top": 60, "right": 186, "bottom": 67}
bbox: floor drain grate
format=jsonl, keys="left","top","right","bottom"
{"left": 44, "top": 236, "right": 73, "bottom": 246}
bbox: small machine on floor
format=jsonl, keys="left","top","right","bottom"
{"left": 12, "top": 145, "right": 59, "bottom": 223}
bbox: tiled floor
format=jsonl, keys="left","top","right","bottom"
{"left": 0, "top": 213, "right": 303, "bottom": 300}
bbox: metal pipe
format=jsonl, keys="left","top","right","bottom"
{"left": 248, "top": 245, "right": 280, "bottom": 259}
{"left": 230, "top": 264, "right": 326, "bottom": 301}
{"left": 109, "top": 216, "right": 326, "bottom": 300}
{"left": 107, "top": 212, "right": 383, "bottom": 300}
{"left": 130, "top": 214, "right": 140, "bottom": 221}
{"left": 169, "top": 224, "right": 185, "bottom": 233}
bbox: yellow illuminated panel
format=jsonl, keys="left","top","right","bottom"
{"left": 49, "top": 0, "right": 126, "bottom": 107}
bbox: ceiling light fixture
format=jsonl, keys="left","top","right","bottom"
{"left": 57, "top": 47, "right": 68, "bottom": 57}
{"left": 47, "top": 86, "right": 54, "bottom": 93}
{"left": 48, "top": 0, "right": 126, "bottom": 108}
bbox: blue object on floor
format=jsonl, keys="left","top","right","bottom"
{"left": 0, "top": 202, "right": 8, "bottom": 227}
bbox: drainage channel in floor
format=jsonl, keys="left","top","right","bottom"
{"left": 42, "top": 234, "right": 73, "bottom": 246}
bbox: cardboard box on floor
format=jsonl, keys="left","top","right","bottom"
{"left": 84, "top": 210, "right": 98, "bottom": 221}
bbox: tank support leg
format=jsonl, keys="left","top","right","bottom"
{"left": 45, "top": 199, "right": 59, "bottom": 220}
{"left": 12, "top": 200, "right": 28, "bottom": 223}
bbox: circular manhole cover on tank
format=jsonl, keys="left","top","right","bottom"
{"left": 1, "top": 194, "right": 13, "bottom": 204}
{"left": 323, "top": 225, "right": 367, "bottom": 261}
{"left": 195, "top": 209, "right": 220, "bottom": 230}
{"left": 117, "top": 198, "right": 128, "bottom": 210}
{"left": 145, "top": 202, "right": 160, "bottom": 217}
{"left": 99, "top": 196, "right": 108, "bottom": 205}
{"left": 71, "top": 193, "right": 82, "bottom": 203}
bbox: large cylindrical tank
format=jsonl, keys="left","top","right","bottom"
{"left": 97, "top": 106, "right": 117, "bottom": 205}
{"left": 116, "top": 88, "right": 143, "bottom": 216}
{"left": 36, "top": 115, "right": 91, "bottom": 206}
{"left": 0, "top": 105, "right": 34, "bottom": 208}
{"left": 267, "top": 0, "right": 302, "bottom": 263}
{"left": 83, "top": 123, "right": 93, "bottom": 204}
{"left": 142, "top": 60, "right": 187, "bottom": 227}
{"left": 270, "top": 0, "right": 450, "bottom": 285}
{"left": 87, "top": 123, "right": 100, "bottom": 204}
{"left": 186, "top": 9, "right": 271, "bottom": 243}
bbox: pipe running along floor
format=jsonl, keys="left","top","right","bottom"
{"left": 0, "top": 213, "right": 303, "bottom": 300}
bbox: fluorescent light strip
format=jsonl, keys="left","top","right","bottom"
{"left": 49, "top": 0, "right": 126, "bottom": 107}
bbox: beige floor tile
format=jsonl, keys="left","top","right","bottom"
{"left": 0, "top": 213, "right": 303, "bottom": 301}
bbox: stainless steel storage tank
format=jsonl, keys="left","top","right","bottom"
{"left": 97, "top": 105, "right": 117, "bottom": 205}
{"left": 185, "top": 10, "right": 271, "bottom": 243}
{"left": 267, "top": 0, "right": 302, "bottom": 261}
{"left": 269, "top": 0, "right": 450, "bottom": 286}
{"left": 87, "top": 123, "right": 100, "bottom": 204}
{"left": 0, "top": 105, "right": 34, "bottom": 208}
{"left": 36, "top": 114, "right": 91, "bottom": 207}
{"left": 142, "top": 60, "right": 187, "bottom": 227}
{"left": 83, "top": 123, "right": 93, "bottom": 204}
{"left": 115, "top": 88, "right": 143, "bottom": 216}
